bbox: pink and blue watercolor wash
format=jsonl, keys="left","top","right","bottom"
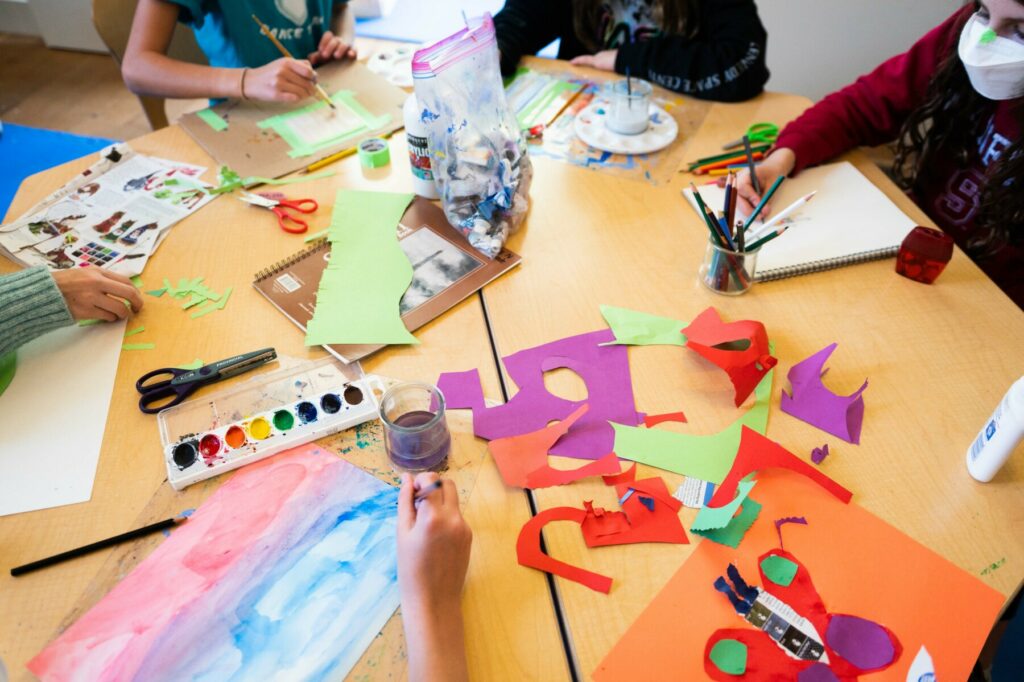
{"left": 29, "top": 445, "right": 400, "bottom": 681}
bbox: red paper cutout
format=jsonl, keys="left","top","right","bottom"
{"left": 644, "top": 411, "right": 688, "bottom": 427}
{"left": 583, "top": 477, "right": 689, "bottom": 547}
{"left": 682, "top": 307, "right": 777, "bottom": 407}
{"left": 524, "top": 453, "right": 621, "bottom": 488}
{"left": 708, "top": 427, "right": 852, "bottom": 509}
{"left": 516, "top": 507, "right": 613, "bottom": 594}
{"left": 602, "top": 462, "right": 637, "bottom": 486}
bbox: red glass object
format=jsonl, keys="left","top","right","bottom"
{"left": 896, "top": 226, "right": 954, "bottom": 284}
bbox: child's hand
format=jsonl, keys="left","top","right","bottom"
{"left": 571, "top": 49, "right": 618, "bottom": 72}
{"left": 734, "top": 148, "right": 797, "bottom": 218}
{"left": 242, "top": 58, "right": 317, "bottom": 103}
{"left": 52, "top": 268, "right": 143, "bottom": 322}
{"left": 308, "top": 31, "right": 356, "bottom": 65}
{"left": 397, "top": 472, "right": 472, "bottom": 614}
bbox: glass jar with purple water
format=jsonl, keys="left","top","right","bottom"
{"left": 380, "top": 382, "right": 451, "bottom": 472}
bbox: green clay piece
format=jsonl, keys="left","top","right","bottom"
{"left": 0, "top": 351, "right": 16, "bottom": 397}
{"left": 980, "top": 28, "right": 997, "bottom": 44}
{"left": 761, "top": 555, "right": 799, "bottom": 587}
{"left": 709, "top": 639, "right": 747, "bottom": 676}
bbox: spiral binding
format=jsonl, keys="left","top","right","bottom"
{"left": 253, "top": 237, "right": 328, "bottom": 282}
{"left": 754, "top": 246, "right": 898, "bottom": 282}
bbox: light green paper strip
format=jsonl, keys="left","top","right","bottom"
{"left": 131, "top": 275, "right": 144, "bottom": 289}
{"left": 690, "top": 480, "right": 755, "bottom": 531}
{"left": 761, "top": 555, "right": 799, "bottom": 587}
{"left": 305, "top": 189, "right": 418, "bottom": 346}
{"left": 258, "top": 90, "right": 391, "bottom": 158}
{"left": 124, "top": 325, "right": 145, "bottom": 338}
{"left": 78, "top": 319, "right": 102, "bottom": 327}
{"left": 980, "top": 28, "right": 998, "bottom": 44}
{"left": 599, "top": 304, "right": 688, "bottom": 346}
{"left": 175, "top": 358, "right": 204, "bottom": 370}
{"left": 692, "top": 497, "right": 762, "bottom": 548}
{"left": 146, "top": 288, "right": 167, "bottom": 297}
{"left": 196, "top": 108, "right": 229, "bottom": 132}
{"left": 191, "top": 287, "right": 232, "bottom": 318}
{"left": 709, "top": 639, "right": 748, "bottom": 676}
{"left": 612, "top": 365, "right": 774, "bottom": 482}
{"left": 182, "top": 293, "right": 207, "bottom": 310}
{"left": 122, "top": 342, "right": 156, "bottom": 351}
{"left": 517, "top": 79, "right": 579, "bottom": 128}
{"left": 242, "top": 169, "right": 336, "bottom": 188}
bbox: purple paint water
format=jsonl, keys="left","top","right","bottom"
{"left": 385, "top": 410, "right": 451, "bottom": 472}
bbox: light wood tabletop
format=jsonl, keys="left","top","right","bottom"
{"left": 0, "top": 126, "right": 569, "bottom": 682}
{"left": 481, "top": 65, "right": 1024, "bottom": 679}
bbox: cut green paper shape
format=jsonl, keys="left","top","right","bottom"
{"left": 761, "top": 555, "right": 799, "bottom": 587}
{"left": 304, "top": 229, "right": 328, "bottom": 243}
{"left": 182, "top": 293, "right": 208, "bottom": 310}
{"left": 175, "top": 358, "right": 204, "bottom": 370}
{"left": 305, "top": 189, "right": 418, "bottom": 346}
{"left": 163, "top": 278, "right": 176, "bottom": 296}
{"left": 980, "top": 28, "right": 998, "bottom": 44}
{"left": 191, "top": 287, "right": 232, "bottom": 318}
{"left": 599, "top": 304, "right": 688, "bottom": 346}
{"left": 78, "top": 319, "right": 102, "bottom": 327}
{"left": 123, "top": 326, "right": 145, "bottom": 338}
{"left": 122, "top": 343, "right": 156, "bottom": 351}
{"left": 146, "top": 288, "right": 167, "bottom": 297}
{"left": 258, "top": 90, "right": 391, "bottom": 158}
{"left": 196, "top": 108, "right": 229, "bottom": 132}
{"left": 613, "top": 366, "right": 773, "bottom": 481}
{"left": 692, "top": 497, "right": 761, "bottom": 548}
{"left": 0, "top": 351, "right": 16, "bottom": 398}
{"left": 242, "top": 169, "right": 336, "bottom": 187}
{"left": 131, "top": 275, "right": 143, "bottom": 289}
{"left": 691, "top": 480, "right": 755, "bottom": 531}
{"left": 709, "top": 639, "right": 747, "bottom": 675}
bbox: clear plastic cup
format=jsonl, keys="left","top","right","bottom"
{"left": 698, "top": 237, "right": 759, "bottom": 295}
{"left": 380, "top": 382, "right": 451, "bottom": 472}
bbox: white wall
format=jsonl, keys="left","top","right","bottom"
{"left": 759, "top": 0, "right": 965, "bottom": 100}
{"left": 0, "top": 0, "right": 39, "bottom": 36}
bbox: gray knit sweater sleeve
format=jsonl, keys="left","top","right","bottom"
{"left": 0, "top": 266, "right": 75, "bottom": 356}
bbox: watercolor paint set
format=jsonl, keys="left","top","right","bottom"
{"left": 158, "top": 357, "right": 382, "bottom": 490}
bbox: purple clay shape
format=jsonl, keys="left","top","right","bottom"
{"left": 825, "top": 614, "right": 897, "bottom": 671}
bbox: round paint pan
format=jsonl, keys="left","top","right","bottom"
{"left": 199, "top": 434, "right": 222, "bottom": 462}
{"left": 320, "top": 393, "right": 342, "bottom": 414}
{"left": 172, "top": 440, "right": 199, "bottom": 469}
{"left": 296, "top": 401, "right": 318, "bottom": 424}
{"left": 274, "top": 409, "right": 295, "bottom": 431}
{"left": 225, "top": 425, "right": 247, "bottom": 449}
{"left": 248, "top": 417, "right": 272, "bottom": 440}
{"left": 343, "top": 385, "right": 364, "bottom": 406}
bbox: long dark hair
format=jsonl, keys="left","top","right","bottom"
{"left": 892, "top": 6, "right": 1024, "bottom": 256}
{"left": 571, "top": 0, "right": 700, "bottom": 53}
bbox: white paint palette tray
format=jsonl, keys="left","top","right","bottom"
{"left": 157, "top": 357, "right": 383, "bottom": 490}
{"left": 574, "top": 100, "right": 679, "bottom": 155}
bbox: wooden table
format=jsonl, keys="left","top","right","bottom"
{"left": 0, "top": 126, "right": 569, "bottom": 682}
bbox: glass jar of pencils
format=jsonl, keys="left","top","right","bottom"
{"left": 698, "top": 237, "right": 759, "bottom": 295}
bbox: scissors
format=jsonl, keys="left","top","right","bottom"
{"left": 135, "top": 348, "right": 277, "bottom": 414}
{"left": 239, "top": 191, "right": 318, "bottom": 234}
{"left": 722, "top": 122, "right": 780, "bottom": 150}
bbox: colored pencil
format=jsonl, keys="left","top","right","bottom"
{"left": 11, "top": 517, "right": 186, "bottom": 577}
{"left": 251, "top": 14, "right": 335, "bottom": 110}
{"left": 546, "top": 84, "right": 587, "bottom": 127}
{"left": 743, "top": 135, "right": 762, "bottom": 195}
{"left": 303, "top": 129, "right": 400, "bottom": 173}
{"left": 743, "top": 174, "right": 786, "bottom": 232}
{"left": 684, "top": 144, "right": 771, "bottom": 170}
{"left": 689, "top": 184, "right": 749, "bottom": 287}
{"left": 746, "top": 226, "right": 790, "bottom": 251}
{"left": 692, "top": 152, "right": 765, "bottom": 174}
{"left": 757, "top": 191, "right": 817, "bottom": 233}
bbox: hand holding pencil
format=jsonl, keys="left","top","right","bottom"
{"left": 734, "top": 148, "right": 797, "bottom": 218}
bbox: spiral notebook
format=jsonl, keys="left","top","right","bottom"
{"left": 683, "top": 161, "right": 916, "bottom": 281}
{"left": 253, "top": 198, "right": 521, "bottom": 363}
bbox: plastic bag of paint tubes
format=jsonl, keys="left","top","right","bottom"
{"left": 412, "top": 14, "right": 532, "bottom": 258}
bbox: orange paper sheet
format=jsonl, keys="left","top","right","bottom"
{"left": 593, "top": 470, "right": 1005, "bottom": 681}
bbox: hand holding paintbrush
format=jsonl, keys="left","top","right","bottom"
{"left": 251, "top": 14, "right": 336, "bottom": 110}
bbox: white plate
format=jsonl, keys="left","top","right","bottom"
{"left": 574, "top": 100, "right": 678, "bottom": 155}
{"left": 367, "top": 46, "right": 415, "bottom": 88}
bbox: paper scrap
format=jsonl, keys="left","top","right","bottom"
{"left": 692, "top": 480, "right": 756, "bottom": 532}
{"left": 146, "top": 288, "right": 167, "bottom": 297}
{"left": 122, "top": 342, "right": 155, "bottom": 350}
{"left": 123, "top": 326, "right": 145, "bottom": 338}
{"left": 781, "top": 343, "right": 867, "bottom": 444}
{"left": 760, "top": 555, "right": 799, "bottom": 587}
{"left": 191, "top": 287, "right": 232, "bottom": 319}
{"left": 644, "top": 411, "right": 687, "bottom": 427}
{"left": 811, "top": 444, "right": 830, "bottom": 465}
{"left": 708, "top": 639, "right": 748, "bottom": 675}
{"left": 438, "top": 329, "right": 643, "bottom": 460}
{"left": 305, "top": 190, "right": 417, "bottom": 346}
{"left": 78, "top": 319, "right": 102, "bottom": 327}
{"left": 131, "top": 275, "right": 143, "bottom": 288}
{"left": 613, "top": 366, "right": 773, "bottom": 480}
{"left": 516, "top": 507, "right": 613, "bottom": 594}
{"left": 674, "top": 477, "right": 716, "bottom": 508}
{"left": 175, "top": 358, "right": 204, "bottom": 370}
{"left": 691, "top": 497, "right": 761, "bottom": 548}
{"left": 683, "top": 307, "right": 777, "bottom": 407}
{"left": 906, "top": 645, "right": 935, "bottom": 682}
{"left": 798, "top": 663, "right": 841, "bottom": 681}
{"left": 196, "top": 108, "right": 229, "bottom": 132}
{"left": 583, "top": 477, "right": 689, "bottom": 547}
{"left": 775, "top": 516, "right": 808, "bottom": 549}
{"left": 825, "top": 615, "right": 898, "bottom": 671}
{"left": 602, "top": 463, "right": 637, "bottom": 486}
{"left": 709, "top": 427, "right": 853, "bottom": 509}
{"left": 599, "top": 304, "right": 687, "bottom": 346}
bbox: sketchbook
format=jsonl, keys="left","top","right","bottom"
{"left": 254, "top": 198, "right": 521, "bottom": 363}
{"left": 683, "top": 162, "right": 917, "bottom": 281}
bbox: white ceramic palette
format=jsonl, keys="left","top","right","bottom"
{"left": 574, "top": 100, "right": 679, "bottom": 155}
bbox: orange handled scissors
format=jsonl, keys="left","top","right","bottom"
{"left": 239, "top": 191, "right": 318, "bottom": 234}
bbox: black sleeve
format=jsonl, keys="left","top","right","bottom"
{"left": 614, "top": 0, "right": 769, "bottom": 102}
{"left": 493, "top": 0, "right": 574, "bottom": 76}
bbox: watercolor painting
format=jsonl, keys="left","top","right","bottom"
{"left": 29, "top": 444, "right": 400, "bottom": 681}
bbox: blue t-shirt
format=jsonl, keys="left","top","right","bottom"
{"left": 170, "top": 0, "right": 346, "bottom": 69}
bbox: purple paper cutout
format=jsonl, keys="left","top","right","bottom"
{"left": 825, "top": 614, "right": 897, "bottom": 671}
{"left": 774, "top": 516, "right": 808, "bottom": 549}
{"left": 797, "top": 662, "right": 840, "bottom": 682}
{"left": 780, "top": 343, "right": 867, "bottom": 444}
{"left": 811, "top": 444, "right": 830, "bottom": 465}
{"left": 436, "top": 329, "right": 643, "bottom": 460}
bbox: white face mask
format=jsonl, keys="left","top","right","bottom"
{"left": 958, "top": 13, "right": 1024, "bottom": 100}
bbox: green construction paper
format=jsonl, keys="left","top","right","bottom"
{"left": 258, "top": 90, "right": 391, "bottom": 158}
{"left": 305, "top": 190, "right": 418, "bottom": 346}
{"left": 304, "top": 229, "right": 328, "bottom": 243}
{"left": 209, "top": 166, "right": 244, "bottom": 195}
{"left": 692, "top": 497, "right": 762, "bottom": 548}
{"left": 0, "top": 351, "right": 16, "bottom": 398}
{"left": 146, "top": 288, "right": 167, "bottom": 297}
{"left": 980, "top": 28, "right": 997, "bottom": 44}
{"left": 123, "top": 325, "right": 145, "bottom": 338}
{"left": 175, "top": 358, "right": 204, "bottom": 370}
{"left": 709, "top": 639, "right": 747, "bottom": 676}
{"left": 761, "top": 555, "right": 799, "bottom": 587}
{"left": 242, "top": 169, "right": 335, "bottom": 188}
{"left": 182, "top": 293, "right": 208, "bottom": 309}
{"left": 122, "top": 343, "right": 156, "bottom": 351}
{"left": 599, "top": 304, "right": 688, "bottom": 346}
{"left": 190, "top": 287, "right": 232, "bottom": 318}
{"left": 163, "top": 278, "right": 176, "bottom": 296}
{"left": 613, "top": 366, "right": 774, "bottom": 481}
{"left": 196, "top": 108, "right": 229, "bottom": 132}
{"left": 690, "top": 480, "right": 755, "bottom": 531}
{"left": 131, "top": 275, "right": 143, "bottom": 288}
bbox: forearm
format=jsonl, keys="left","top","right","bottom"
{"left": 493, "top": 0, "right": 566, "bottom": 76}
{"left": 0, "top": 267, "right": 74, "bottom": 356}
{"left": 122, "top": 52, "right": 245, "bottom": 100}
{"left": 402, "top": 599, "right": 468, "bottom": 682}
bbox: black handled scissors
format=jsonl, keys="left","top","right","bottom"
{"left": 135, "top": 348, "right": 277, "bottom": 414}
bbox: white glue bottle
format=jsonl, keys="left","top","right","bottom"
{"left": 403, "top": 94, "right": 439, "bottom": 200}
{"left": 966, "top": 376, "right": 1024, "bottom": 482}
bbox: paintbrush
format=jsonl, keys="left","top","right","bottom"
{"left": 546, "top": 84, "right": 587, "bottom": 127}
{"left": 251, "top": 14, "right": 335, "bottom": 110}
{"left": 11, "top": 516, "right": 188, "bottom": 577}
{"left": 414, "top": 480, "right": 443, "bottom": 507}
